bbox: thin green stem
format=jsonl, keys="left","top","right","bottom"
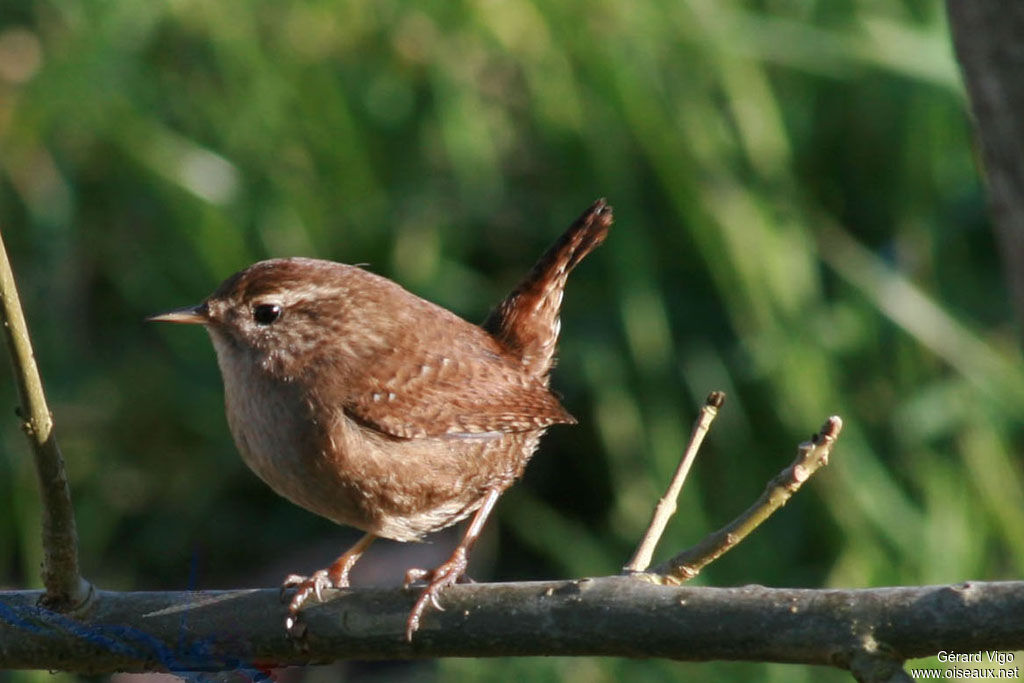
{"left": 0, "top": 229, "right": 90, "bottom": 609}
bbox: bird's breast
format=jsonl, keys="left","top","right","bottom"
{"left": 207, "top": 329, "right": 546, "bottom": 541}
{"left": 206, "top": 330, "right": 369, "bottom": 526}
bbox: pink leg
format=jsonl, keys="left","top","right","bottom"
{"left": 405, "top": 487, "right": 502, "bottom": 641}
{"left": 282, "top": 532, "right": 376, "bottom": 634}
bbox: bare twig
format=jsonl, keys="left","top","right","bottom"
{"left": 0, "top": 231, "right": 91, "bottom": 610}
{"left": 0, "top": 579, "right": 1021, "bottom": 674}
{"left": 624, "top": 391, "right": 725, "bottom": 573}
{"left": 653, "top": 415, "right": 842, "bottom": 584}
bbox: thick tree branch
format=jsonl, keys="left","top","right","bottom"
{"left": 946, "top": 0, "right": 1024, "bottom": 331}
{"left": 0, "top": 230, "right": 91, "bottom": 610}
{"left": 0, "top": 580, "right": 1021, "bottom": 674}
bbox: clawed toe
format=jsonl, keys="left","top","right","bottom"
{"left": 427, "top": 587, "right": 446, "bottom": 611}
{"left": 279, "top": 535, "right": 376, "bottom": 640}
{"left": 282, "top": 573, "right": 307, "bottom": 588}
{"left": 280, "top": 568, "right": 336, "bottom": 637}
{"left": 405, "top": 573, "right": 458, "bottom": 641}
{"left": 280, "top": 573, "right": 311, "bottom": 602}
{"left": 282, "top": 569, "right": 333, "bottom": 618}
{"left": 404, "top": 567, "right": 430, "bottom": 587}
{"left": 404, "top": 549, "right": 469, "bottom": 641}
{"left": 285, "top": 613, "right": 308, "bottom": 641}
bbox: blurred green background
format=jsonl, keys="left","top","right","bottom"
{"left": 1, "top": 0, "right": 1021, "bottom": 680}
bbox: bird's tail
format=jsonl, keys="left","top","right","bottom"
{"left": 483, "top": 199, "right": 613, "bottom": 380}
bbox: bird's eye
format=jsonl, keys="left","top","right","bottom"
{"left": 252, "top": 303, "right": 282, "bottom": 325}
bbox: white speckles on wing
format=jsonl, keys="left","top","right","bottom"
{"left": 441, "top": 430, "right": 504, "bottom": 440}
{"left": 348, "top": 340, "right": 574, "bottom": 440}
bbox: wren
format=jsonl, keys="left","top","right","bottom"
{"left": 148, "top": 199, "right": 612, "bottom": 640}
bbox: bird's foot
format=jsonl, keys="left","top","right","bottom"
{"left": 404, "top": 566, "right": 475, "bottom": 586}
{"left": 403, "top": 567, "right": 429, "bottom": 587}
{"left": 278, "top": 534, "right": 375, "bottom": 641}
{"left": 404, "top": 547, "right": 469, "bottom": 641}
{"left": 281, "top": 568, "right": 350, "bottom": 638}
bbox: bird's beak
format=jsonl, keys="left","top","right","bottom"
{"left": 146, "top": 302, "right": 209, "bottom": 325}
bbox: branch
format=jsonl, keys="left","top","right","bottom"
{"left": 0, "top": 231, "right": 91, "bottom": 610}
{"left": 946, "top": 0, "right": 1024, "bottom": 332}
{"left": 624, "top": 391, "right": 724, "bottom": 573}
{"left": 0, "top": 580, "right": 1021, "bottom": 674}
{"left": 653, "top": 415, "right": 842, "bottom": 583}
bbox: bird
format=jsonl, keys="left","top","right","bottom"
{"left": 148, "top": 199, "right": 612, "bottom": 640}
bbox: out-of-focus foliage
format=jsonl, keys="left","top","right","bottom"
{"left": 0, "top": 0, "right": 1018, "bottom": 680}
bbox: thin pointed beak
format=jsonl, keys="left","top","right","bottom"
{"left": 146, "top": 302, "right": 209, "bottom": 325}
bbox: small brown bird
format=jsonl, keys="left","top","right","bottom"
{"left": 149, "top": 199, "right": 612, "bottom": 639}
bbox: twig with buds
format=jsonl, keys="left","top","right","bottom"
{"left": 625, "top": 389, "right": 842, "bottom": 585}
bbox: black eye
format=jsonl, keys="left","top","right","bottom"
{"left": 252, "top": 303, "right": 282, "bottom": 325}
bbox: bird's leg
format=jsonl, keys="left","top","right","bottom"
{"left": 404, "top": 487, "right": 502, "bottom": 641}
{"left": 282, "top": 532, "right": 376, "bottom": 633}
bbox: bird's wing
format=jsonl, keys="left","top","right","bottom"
{"left": 342, "top": 327, "right": 575, "bottom": 440}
